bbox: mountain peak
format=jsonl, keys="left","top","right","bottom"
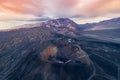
{"left": 42, "top": 18, "right": 78, "bottom": 30}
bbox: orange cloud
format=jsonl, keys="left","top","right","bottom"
{"left": 45, "top": 0, "right": 120, "bottom": 17}
{"left": 0, "top": 0, "right": 44, "bottom": 16}
{"left": 0, "top": 0, "right": 120, "bottom": 20}
{"left": 75, "top": 0, "right": 120, "bottom": 16}
{"left": 98, "top": 0, "right": 120, "bottom": 13}
{"left": 56, "top": 0, "right": 79, "bottom": 9}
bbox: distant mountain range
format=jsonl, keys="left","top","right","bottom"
{"left": 81, "top": 17, "right": 120, "bottom": 31}
{"left": 5, "top": 17, "right": 120, "bottom": 32}
{"left": 81, "top": 17, "right": 120, "bottom": 43}
{"left": 17, "top": 17, "right": 120, "bottom": 43}
{"left": 1, "top": 17, "right": 120, "bottom": 43}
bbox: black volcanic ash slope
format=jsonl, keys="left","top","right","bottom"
{"left": 0, "top": 18, "right": 120, "bottom": 80}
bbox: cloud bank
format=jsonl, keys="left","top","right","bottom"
{"left": 0, "top": 0, "right": 120, "bottom": 20}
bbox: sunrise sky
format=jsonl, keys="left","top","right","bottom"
{"left": 0, "top": 0, "right": 120, "bottom": 30}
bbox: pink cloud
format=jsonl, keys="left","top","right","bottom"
{"left": 0, "top": 0, "right": 44, "bottom": 16}
{"left": 74, "top": 0, "right": 120, "bottom": 16}
{"left": 0, "top": 0, "right": 120, "bottom": 20}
